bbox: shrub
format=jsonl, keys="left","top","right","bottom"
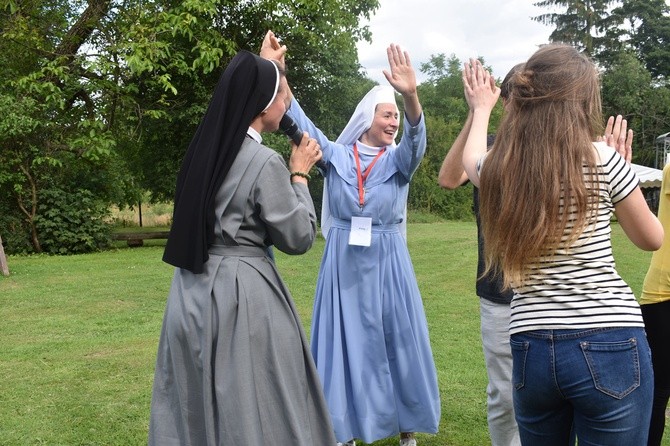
{"left": 35, "top": 188, "right": 111, "bottom": 254}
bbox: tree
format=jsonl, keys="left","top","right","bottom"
{"left": 607, "top": 0, "right": 670, "bottom": 81}
{"left": 0, "top": 0, "right": 380, "bottom": 253}
{"left": 533, "top": 0, "right": 670, "bottom": 82}
{"left": 0, "top": 0, "right": 136, "bottom": 252}
{"left": 113, "top": 0, "right": 380, "bottom": 201}
{"left": 0, "top": 234, "right": 9, "bottom": 276}
{"left": 533, "top": 0, "right": 616, "bottom": 56}
{"left": 420, "top": 54, "right": 470, "bottom": 124}
{"left": 533, "top": 0, "right": 670, "bottom": 170}
{"left": 407, "top": 54, "right": 504, "bottom": 220}
{"left": 601, "top": 51, "right": 670, "bottom": 167}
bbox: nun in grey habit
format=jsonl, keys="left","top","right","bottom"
{"left": 149, "top": 49, "right": 335, "bottom": 445}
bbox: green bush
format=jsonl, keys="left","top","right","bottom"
{"left": 35, "top": 188, "right": 111, "bottom": 254}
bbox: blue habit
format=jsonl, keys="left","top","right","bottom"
{"left": 288, "top": 99, "right": 441, "bottom": 443}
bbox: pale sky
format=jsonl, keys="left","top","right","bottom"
{"left": 356, "top": 0, "right": 636, "bottom": 84}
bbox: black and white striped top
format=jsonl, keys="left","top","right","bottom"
{"left": 485, "top": 142, "right": 642, "bottom": 335}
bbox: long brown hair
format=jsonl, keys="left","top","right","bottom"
{"left": 479, "top": 44, "right": 604, "bottom": 289}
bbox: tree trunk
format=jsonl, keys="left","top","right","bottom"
{"left": 17, "top": 164, "right": 42, "bottom": 253}
{"left": 0, "top": 234, "right": 9, "bottom": 276}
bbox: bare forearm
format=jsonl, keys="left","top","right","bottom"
{"left": 462, "top": 109, "right": 492, "bottom": 188}
{"left": 439, "top": 112, "right": 473, "bottom": 189}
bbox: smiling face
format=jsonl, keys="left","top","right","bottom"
{"left": 360, "top": 103, "right": 399, "bottom": 147}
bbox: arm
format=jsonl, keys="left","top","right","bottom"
{"left": 383, "top": 44, "right": 422, "bottom": 125}
{"left": 607, "top": 145, "right": 663, "bottom": 250}
{"left": 256, "top": 154, "right": 317, "bottom": 255}
{"left": 383, "top": 44, "right": 427, "bottom": 180}
{"left": 461, "top": 59, "right": 500, "bottom": 188}
{"left": 259, "top": 32, "right": 337, "bottom": 163}
{"left": 614, "top": 187, "right": 663, "bottom": 251}
{"left": 286, "top": 97, "right": 336, "bottom": 162}
{"left": 393, "top": 113, "right": 427, "bottom": 181}
{"left": 438, "top": 112, "right": 472, "bottom": 189}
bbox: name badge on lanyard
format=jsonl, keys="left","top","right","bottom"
{"left": 349, "top": 216, "right": 372, "bottom": 246}
{"left": 348, "top": 143, "right": 385, "bottom": 247}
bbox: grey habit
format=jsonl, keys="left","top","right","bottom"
{"left": 149, "top": 138, "right": 336, "bottom": 445}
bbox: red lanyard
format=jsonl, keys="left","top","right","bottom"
{"left": 353, "top": 143, "right": 386, "bottom": 208}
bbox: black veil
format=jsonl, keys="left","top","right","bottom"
{"left": 163, "top": 51, "right": 279, "bottom": 273}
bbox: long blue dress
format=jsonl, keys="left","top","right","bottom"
{"left": 288, "top": 99, "right": 441, "bottom": 443}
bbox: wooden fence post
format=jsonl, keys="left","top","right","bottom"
{"left": 0, "top": 234, "right": 9, "bottom": 276}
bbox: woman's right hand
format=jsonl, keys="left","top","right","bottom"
{"left": 288, "top": 133, "right": 322, "bottom": 184}
{"left": 260, "top": 30, "right": 287, "bottom": 65}
{"left": 461, "top": 59, "right": 499, "bottom": 188}
{"left": 463, "top": 59, "right": 500, "bottom": 114}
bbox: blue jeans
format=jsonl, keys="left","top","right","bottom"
{"left": 510, "top": 327, "right": 653, "bottom": 446}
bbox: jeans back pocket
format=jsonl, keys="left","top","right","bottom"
{"left": 510, "top": 339, "right": 529, "bottom": 391}
{"left": 580, "top": 338, "right": 640, "bottom": 399}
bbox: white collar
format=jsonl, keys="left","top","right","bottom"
{"left": 247, "top": 127, "right": 262, "bottom": 143}
{"left": 356, "top": 140, "right": 384, "bottom": 155}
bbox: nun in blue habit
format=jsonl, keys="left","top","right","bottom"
{"left": 270, "top": 36, "right": 441, "bottom": 446}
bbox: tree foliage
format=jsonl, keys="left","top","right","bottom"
{"left": 533, "top": 0, "right": 670, "bottom": 166}
{"left": 533, "top": 0, "right": 670, "bottom": 78}
{"left": 601, "top": 51, "right": 670, "bottom": 167}
{"left": 533, "top": 0, "right": 615, "bottom": 56}
{"left": 407, "top": 54, "right": 504, "bottom": 221}
{"left": 607, "top": 0, "right": 670, "bottom": 81}
{"left": 4, "top": 0, "right": 667, "bottom": 253}
{"left": 0, "top": 0, "right": 379, "bottom": 254}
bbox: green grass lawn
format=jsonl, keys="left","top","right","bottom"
{"left": 0, "top": 221, "right": 667, "bottom": 445}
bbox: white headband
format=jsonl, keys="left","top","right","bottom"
{"left": 262, "top": 62, "right": 281, "bottom": 112}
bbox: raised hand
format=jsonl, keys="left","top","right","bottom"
{"left": 462, "top": 59, "right": 500, "bottom": 114}
{"left": 382, "top": 44, "right": 417, "bottom": 96}
{"left": 461, "top": 59, "right": 500, "bottom": 187}
{"left": 260, "top": 30, "right": 287, "bottom": 65}
{"left": 601, "top": 115, "right": 633, "bottom": 164}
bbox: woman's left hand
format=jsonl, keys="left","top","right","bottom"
{"left": 383, "top": 43, "right": 423, "bottom": 124}
{"left": 288, "top": 133, "right": 322, "bottom": 184}
{"left": 600, "top": 115, "right": 633, "bottom": 164}
{"left": 383, "top": 44, "right": 417, "bottom": 96}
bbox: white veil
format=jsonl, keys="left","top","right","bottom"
{"left": 321, "top": 85, "right": 405, "bottom": 239}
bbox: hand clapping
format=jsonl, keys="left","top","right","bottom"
{"left": 383, "top": 44, "right": 417, "bottom": 96}
{"left": 260, "top": 30, "right": 287, "bottom": 64}
{"left": 600, "top": 115, "right": 633, "bottom": 164}
{"left": 462, "top": 59, "right": 500, "bottom": 114}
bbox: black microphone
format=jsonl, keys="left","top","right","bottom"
{"left": 279, "top": 114, "right": 304, "bottom": 145}
{"left": 279, "top": 114, "right": 327, "bottom": 175}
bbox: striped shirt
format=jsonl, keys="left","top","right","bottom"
{"left": 484, "top": 142, "right": 642, "bottom": 335}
